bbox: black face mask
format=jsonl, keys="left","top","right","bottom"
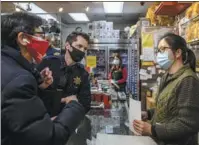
{"left": 68, "top": 45, "right": 85, "bottom": 62}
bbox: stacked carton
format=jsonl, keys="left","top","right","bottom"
{"left": 88, "top": 21, "right": 120, "bottom": 39}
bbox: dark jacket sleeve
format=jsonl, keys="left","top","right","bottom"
{"left": 78, "top": 71, "right": 91, "bottom": 113}
{"left": 2, "top": 74, "right": 85, "bottom": 145}
{"left": 154, "top": 77, "right": 199, "bottom": 141}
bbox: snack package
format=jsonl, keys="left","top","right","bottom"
{"left": 192, "top": 22, "right": 198, "bottom": 40}
{"left": 146, "top": 3, "right": 160, "bottom": 25}
{"left": 197, "top": 21, "right": 199, "bottom": 39}
{"left": 192, "top": 2, "right": 199, "bottom": 18}
{"left": 185, "top": 6, "right": 193, "bottom": 19}
{"left": 185, "top": 24, "right": 191, "bottom": 42}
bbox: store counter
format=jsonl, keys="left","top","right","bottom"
{"left": 66, "top": 80, "right": 156, "bottom": 145}
{"left": 95, "top": 134, "right": 157, "bottom": 145}
{"left": 66, "top": 105, "right": 130, "bottom": 145}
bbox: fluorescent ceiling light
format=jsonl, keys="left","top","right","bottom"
{"left": 86, "top": 6, "right": 90, "bottom": 12}
{"left": 15, "top": 7, "right": 21, "bottom": 12}
{"left": 13, "top": 2, "right": 58, "bottom": 23}
{"left": 58, "top": 7, "right": 63, "bottom": 12}
{"left": 69, "top": 13, "right": 89, "bottom": 21}
{"left": 103, "top": 2, "right": 124, "bottom": 13}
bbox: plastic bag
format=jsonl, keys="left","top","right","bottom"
{"left": 192, "top": 2, "right": 199, "bottom": 18}
{"left": 185, "top": 6, "right": 193, "bottom": 19}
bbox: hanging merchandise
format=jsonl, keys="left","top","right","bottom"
{"left": 156, "top": 15, "right": 175, "bottom": 26}
{"left": 185, "top": 21, "right": 199, "bottom": 42}
{"left": 129, "top": 24, "right": 137, "bottom": 37}
{"left": 145, "top": 3, "right": 160, "bottom": 26}
{"left": 192, "top": 2, "right": 199, "bottom": 18}
{"left": 185, "top": 2, "right": 199, "bottom": 19}
{"left": 146, "top": 2, "right": 175, "bottom": 26}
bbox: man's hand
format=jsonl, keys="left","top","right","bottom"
{"left": 133, "top": 120, "right": 152, "bottom": 136}
{"left": 61, "top": 95, "right": 78, "bottom": 104}
{"left": 39, "top": 67, "right": 53, "bottom": 89}
{"left": 51, "top": 116, "right": 57, "bottom": 121}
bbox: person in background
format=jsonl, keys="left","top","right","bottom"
{"left": 108, "top": 53, "right": 127, "bottom": 92}
{"left": 1, "top": 12, "right": 85, "bottom": 145}
{"left": 133, "top": 33, "right": 199, "bottom": 145}
{"left": 44, "top": 33, "right": 61, "bottom": 57}
{"left": 37, "top": 31, "right": 91, "bottom": 117}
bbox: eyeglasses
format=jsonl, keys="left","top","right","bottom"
{"left": 155, "top": 46, "right": 170, "bottom": 54}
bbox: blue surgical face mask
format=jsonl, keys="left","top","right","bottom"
{"left": 156, "top": 51, "right": 174, "bottom": 70}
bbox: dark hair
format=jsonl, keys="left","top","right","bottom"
{"left": 1, "top": 12, "right": 43, "bottom": 48}
{"left": 66, "top": 31, "right": 90, "bottom": 45}
{"left": 159, "top": 33, "right": 196, "bottom": 72}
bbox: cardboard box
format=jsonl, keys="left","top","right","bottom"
{"left": 113, "top": 30, "right": 120, "bottom": 39}
{"left": 106, "top": 22, "right": 113, "bottom": 31}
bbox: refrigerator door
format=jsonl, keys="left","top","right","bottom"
{"left": 87, "top": 46, "right": 107, "bottom": 79}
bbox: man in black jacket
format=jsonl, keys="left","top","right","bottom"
{"left": 1, "top": 12, "right": 85, "bottom": 145}
{"left": 37, "top": 32, "right": 91, "bottom": 117}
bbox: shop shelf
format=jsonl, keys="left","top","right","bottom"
{"left": 155, "top": 2, "right": 192, "bottom": 16}
{"left": 181, "top": 14, "right": 199, "bottom": 27}
{"left": 187, "top": 39, "right": 199, "bottom": 45}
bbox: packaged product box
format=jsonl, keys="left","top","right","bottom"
{"left": 94, "top": 29, "right": 100, "bottom": 39}
{"left": 107, "top": 30, "right": 112, "bottom": 38}
{"left": 93, "top": 21, "right": 101, "bottom": 30}
{"left": 114, "top": 30, "right": 120, "bottom": 39}
{"left": 88, "top": 23, "right": 94, "bottom": 31}
{"left": 106, "top": 22, "right": 113, "bottom": 31}
{"left": 99, "top": 30, "right": 107, "bottom": 39}
{"left": 88, "top": 32, "right": 94, "bottom": 39}
{"left": 99, "top": 21, "right": 107, "bottom": 30}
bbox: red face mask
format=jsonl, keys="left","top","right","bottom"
{"left": 26, "top": 36, "right": 49, "bottom": 63}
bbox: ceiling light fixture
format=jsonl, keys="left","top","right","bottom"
{"left": 86, "top": 6, "right": 89, "bottom": 12}
{"left": 103, "top": 2, "right": 124, "bottom": 13}
{"left": 15, "top": 7, "right": 21, "bottom": 12}
{"left": 58, "top": 7, "right": 63, "bottom": 12}
{"left": 69, "top": 13, "right": 89, "bottom": 22}
{"left": 13, "top": 2, "right": 59, "bottom": 23}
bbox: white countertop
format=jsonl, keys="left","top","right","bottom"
{"left": 96, "top": 133, "right": 157, "bottom": 145}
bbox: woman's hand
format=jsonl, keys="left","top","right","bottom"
{"left": 111, "top": 65, "right": 115, "bottom": 71}
{"left": 133, "top": 120, "right": 152, "bottom": 136}
{"left": 141, "top": 111, "right": 148, "bottom": 121}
